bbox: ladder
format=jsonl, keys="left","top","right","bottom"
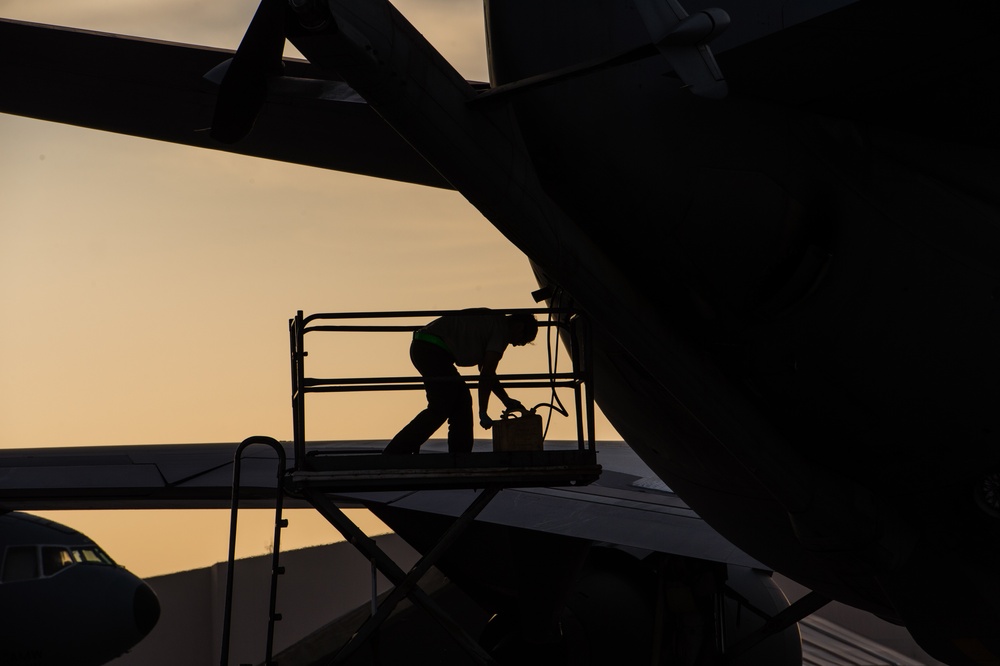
{"left": 220, "top": 436, "right": 287, "bottom": 666}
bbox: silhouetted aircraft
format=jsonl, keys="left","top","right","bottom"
{"left": 0, "top": 511, "right": 160, "bottom": 666}
{"left": 2, "top": 1, "right": 999, "bottom": 664}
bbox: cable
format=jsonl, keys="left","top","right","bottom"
{"left": 541, "top": 287, "right": 570, "bottom": 441}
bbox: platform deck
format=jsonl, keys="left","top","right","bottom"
{"left": 289, "top": 449, "right": 600, "bottom": 492}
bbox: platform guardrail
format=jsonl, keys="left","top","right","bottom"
{"left": 289, "top": 308, "right": 595, "bottom": 470}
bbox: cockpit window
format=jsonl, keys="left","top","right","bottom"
{"left": 1, "top": 545, "right": 116, "bottom": 583}
{"left": 2, "top": 546, "right": 40, "bottom": 583}
{"left": 72, "top": 547, "right": 115, "bottom": 566}
{"left": 42, "top": 547, "right": 75, "bottom": 576}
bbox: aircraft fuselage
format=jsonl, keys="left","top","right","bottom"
{"left": 483, "top": 1, "right": 1000, "bottom": 663}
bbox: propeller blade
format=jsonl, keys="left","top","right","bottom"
{"left": 210, "top": 0, "right": 288, "bottom": 143}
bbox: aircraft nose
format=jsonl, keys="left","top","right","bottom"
{"left": 133, "top": 582, "right": 161, "bottom": 637}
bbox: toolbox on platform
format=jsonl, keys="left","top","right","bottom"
{"left": 492, "top": 411, "right": 544, "bottom": 452}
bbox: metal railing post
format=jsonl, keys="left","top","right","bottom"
{"left": 291, "top": 311, "right": 306, "bottom": 469}
{"left": 583, "top": 314, "right": 596, "bottom": 452}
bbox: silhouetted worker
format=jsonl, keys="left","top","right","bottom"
{"left": 383, "top": 309, "right": 539, "bottom": 455}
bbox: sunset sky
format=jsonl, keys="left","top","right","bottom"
{"left": 0, "top": 1, "right": 620, "bottom": 577}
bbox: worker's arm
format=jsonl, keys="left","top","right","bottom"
{"left": 478, "top": 352, "right": 525, "bottom": 429}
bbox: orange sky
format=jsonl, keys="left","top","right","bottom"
{"left": 0, "top": 2, "right": 621, "bottom": 577}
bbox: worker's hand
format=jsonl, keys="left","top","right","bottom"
{"left": 504, "top": 399, "right": 528, "bottom": 415}
{"left": 479, "top": 414, "right": 494, "bottom": 430}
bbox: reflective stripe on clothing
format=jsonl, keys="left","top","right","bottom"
{"left": 413, "top": 330, "right": 451, "bottom": 354}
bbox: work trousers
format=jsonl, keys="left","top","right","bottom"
{"left": 384, "top": 340, "right": 473, "bottom": 454}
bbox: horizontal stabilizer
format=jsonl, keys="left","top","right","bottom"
{"left": 0, "top": 18, "right": 451, "bottom": 188}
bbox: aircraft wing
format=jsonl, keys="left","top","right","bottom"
{"left": 712, "top": 0, "right": 1000, "bottom": 150}
{"left": 0, "top": 441, "right": 282, "bottom": 509}
{"left": 0, "top": 440, "right": 764, "bottom": 568}
{"left": 0, "top": 17, "right": 451, "bottom": 189}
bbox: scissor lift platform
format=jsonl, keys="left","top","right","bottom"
{"left": 222, "top": 309, "right": 600, "bottom": 666}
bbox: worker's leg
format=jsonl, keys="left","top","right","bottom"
{"left": 384, "top": 341, "right": 463, "bottom": 454}
{"left": 445, "top": 384, "right": 473, "bottom": 453}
